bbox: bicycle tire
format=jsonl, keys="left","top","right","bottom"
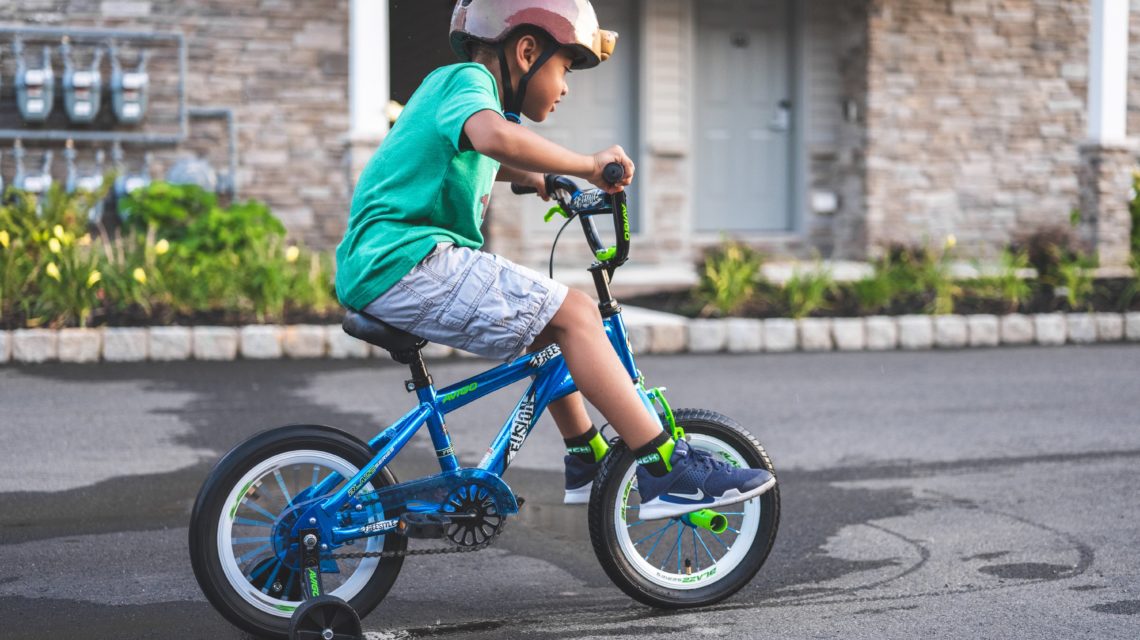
{"left": 189, "top": 424, "right": 406, "bottom": 639}
{"left": 587, "top": 409, "right": 780, "bottom": 608}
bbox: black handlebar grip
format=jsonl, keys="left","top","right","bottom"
{"left": 603, "top": 162, "right": 625, "bottom": 185}
{"left": 511, "top": 183, "right": 538, "bottom": 195}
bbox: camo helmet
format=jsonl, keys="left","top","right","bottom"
{"left": 450, "top": 0, "right": 618, "bottom": 70}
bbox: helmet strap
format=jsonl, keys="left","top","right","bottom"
{"left": 496, "top": 42, "right": 558, "bottom": 125}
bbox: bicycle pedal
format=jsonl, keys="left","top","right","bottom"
{"left": 397, "top": 512, "right": 451, "bottom": 539}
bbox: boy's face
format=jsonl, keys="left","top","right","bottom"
{"left": 520, "top": 48, "right": 575, "bottom": 123}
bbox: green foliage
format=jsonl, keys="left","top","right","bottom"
{"left": 0, "top": 186, "right": 108, "bottom": 328}
{"left": 969, "top": 249, "right": 1033, "bottom": 313}
{"left": 696, "top": 240, "right": 763, "bottom": 317}
{"left": 1056, "top": 254, "right": 1096, "bottom": 311}
{"left": 0, "top": 181, "right": 336, "bottom": 328}
{"left": 1131, "top": 171, "right": 1140, "bottom": 260}
{"left": 782, "top": 264, "right": 834, "bottom": 319}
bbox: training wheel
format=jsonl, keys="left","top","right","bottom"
{"left": 288, "top": 595, "right": 362, "bottom": 640}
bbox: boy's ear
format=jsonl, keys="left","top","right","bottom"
{"left": 513, "top": 34, "right": 540, "bottom": 73}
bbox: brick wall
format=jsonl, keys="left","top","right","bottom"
{"left": 0, "top": 0, "right": 351, "bottom": 249}
{"left": 861, "top": 0, "right": 1090, "bottom": 258}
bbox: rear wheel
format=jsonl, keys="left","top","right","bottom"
{"left": 588, "top": 409, "right": 780, "bottom": 608}
{"left": 189, "top": 424, "right": 406, "bottom": 639}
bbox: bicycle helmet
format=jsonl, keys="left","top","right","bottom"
{"left": 450, "top": 0, "right": 618, "bottom": 122}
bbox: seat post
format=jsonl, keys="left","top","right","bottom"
{"left": 402, "top": 350, "right": 433, "bottom": 393}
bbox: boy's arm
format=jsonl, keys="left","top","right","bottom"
{"left": 496, "top": 166, "right": 549, "bottom": 200}
{"left": 466, "top": 111, "right": 634, "bottom": 194}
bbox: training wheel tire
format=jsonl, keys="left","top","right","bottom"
{"left": 288, "top": 595, "right": 362, "bottom": 640}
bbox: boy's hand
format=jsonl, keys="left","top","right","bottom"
{"left": 590, "top": 146, "right": 634, "bottom": 194}
{"left": 528, "top": 172, "right": 551, "bottom": 201}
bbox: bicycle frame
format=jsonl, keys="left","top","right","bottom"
{"left": 295, "top": 305, "right": 661, "bottom": 546}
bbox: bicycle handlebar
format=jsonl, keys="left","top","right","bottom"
{"left": 510, "top": 163, "right": 629, "bottom": 270}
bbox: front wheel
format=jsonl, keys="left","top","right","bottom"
{"left": 189, "top": 424, "right": 406, "bottom": 639}
{"left": 588, "top": 409, "right": 780, "bottom": 608}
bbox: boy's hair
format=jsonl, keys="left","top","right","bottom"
{"left": 467, "top": 26, "right": 557, "bottom": 65}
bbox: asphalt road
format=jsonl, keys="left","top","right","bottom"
{"left": 2, "top": 345, "right": 1139, "bottom": 639}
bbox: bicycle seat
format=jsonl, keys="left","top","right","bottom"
{"left": 342, "top": 310, "right": 427, "bottom": 364}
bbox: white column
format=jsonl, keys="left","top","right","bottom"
{"left": 350, "top": 0, "right": 389, "bottom": 141}
{"left": 1088, "top": 0, "right": 1130, "bottom": 143}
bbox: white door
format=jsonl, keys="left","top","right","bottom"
{"left": 522, "top": 0, "right": 639, "bottom": 234}
{"left": 696, "top": 0, "right": 793, "bottom": 232}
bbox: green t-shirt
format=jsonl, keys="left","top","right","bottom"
{"left": 335, "top": 63, "right": 503, "bottom": 311}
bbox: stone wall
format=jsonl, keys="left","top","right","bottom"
{"left": 862, "top": 0, "right": 1091, "bottom": 259}
{"left": 0, "top": 0, "right": 351, "bottom": 249}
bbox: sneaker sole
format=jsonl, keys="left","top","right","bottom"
{"left": 563, "top": 481, "right": 592, "bottom": 505}
{"left": 638, "top": 477, "right": 776, "bottom": 521}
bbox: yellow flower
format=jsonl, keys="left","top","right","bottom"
{"left": 155, "top": 239, "right": 170, "bottom": 256}
{"left": 53, "top": 225, "right": 65, "bottom": 240}
{"left": 78, "top": 234, "right": 92, "bottom": 247}
{"left": 0, "top": 230, "right": 9, "bottom": 249}
{"left": 86, "top": 270, "right": 102, "bottom": 288}
{"left": 132, "top": 267, "right": 147, "bottom": 284}
{"left": 945, "top": 234, "right": 957, "bottom": 250}
{"left": 46, "top": 262, "right": 61, "bottom": 281}
{"left": 285, "top": 246, "right": 301, "bottom": 263}
{"left": 48, "top": 237, "right": 62, "bottom": 254}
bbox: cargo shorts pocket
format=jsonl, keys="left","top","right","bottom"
{"left": 438, "top": 257, "right": 498, "bottom": 332}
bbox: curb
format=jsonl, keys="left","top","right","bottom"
{"left": 2, "top": 311, "right": 1139, "bottom": 365}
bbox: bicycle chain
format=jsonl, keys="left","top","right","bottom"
{"left": 328, "top": 486, "right": 506, "bottom": 560}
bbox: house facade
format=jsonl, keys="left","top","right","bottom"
{"left": 2, "top": 1, "right": 1135, "bottom": 289}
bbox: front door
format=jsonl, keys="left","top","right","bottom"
{"left": 696, "top": 0, "right": 793, "bottom": 233}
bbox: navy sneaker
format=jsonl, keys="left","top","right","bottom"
{"left": 564, "top": 455, "right": 599, "bottom": 504}
{"left": 636, "top": 439, "right": 776, "bottom": 520}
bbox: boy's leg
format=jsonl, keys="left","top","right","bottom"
{"left": 526, "top": 336, "right": 592, "bottom": 440}
{"left": 535, "top": 289, "right": 663, "bottom": 450}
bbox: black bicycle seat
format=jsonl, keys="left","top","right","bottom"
{"left": 342, "top": 310, "right": 426, "bottom": 363}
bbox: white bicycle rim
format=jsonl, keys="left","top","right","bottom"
{"left": 612, "top": 434, "right": 762, "bottom": 590}
{"left": 217, "top": 450, "right": 383, "bottom": 617}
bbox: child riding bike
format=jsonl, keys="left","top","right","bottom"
{"left": 335, "top": 0, "right": 775, "bottom": 520}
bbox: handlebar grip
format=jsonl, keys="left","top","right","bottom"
{"left": 603, "top": 162, "right": 625, "bottom": 185}
{"left": 511, "top": 183, "right": 538, "bottom": 195}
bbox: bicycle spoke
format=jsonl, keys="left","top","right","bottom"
{"left": 633, "top": 521, "right": 673, "bottom": 546}
{"left": 246, "top": 557, "right": 277, "bottom": 582}
{"left": 231, "top": 535, "right": 271, "bottom": 545}
{"left": 234, "top": 517, "right": 273, "bottom": 528}
{"left": 273, "top": 470, "right": 292, "bottom": 505}
{"left": 260, "top": 558, "right": 285, "bottom": 594}
{"left": 642, "top": 523, "right": 672, "bottom": 560}
{"left": 244, "top": 499, "right": 279, "bottom": 522}
{"left": 660, "top": 521, "right": 683, "bottom": 571}
{"left": 692, "top": 526, "right": 699, "bottom": 572}
{"left": 707, "top": 528, "right": 731, "bottom": 552}
{"left": 237, "top": 542, "right": 272, "bottom": 565}
{"left": 694, "top": 528, "right": 718, "bottom": 566}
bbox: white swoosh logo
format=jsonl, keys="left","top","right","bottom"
{"left": 669, "top": 489, "right": 705, "bottom": 501}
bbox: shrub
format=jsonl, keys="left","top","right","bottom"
{"left": 696, "top": 240, "right": 763, "bottom": 317}
{"left": 782, "top": 263, "right": 834, "bottom": 319}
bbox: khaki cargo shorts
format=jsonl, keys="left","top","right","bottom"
{"left": 363, "top": 243, "right": 569, "bottom": 361}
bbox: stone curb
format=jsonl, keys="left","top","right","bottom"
{"left": 1, "top": 312, "right": 1138, "bottom": 365}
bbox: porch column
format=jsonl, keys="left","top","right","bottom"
{"left": 1078, "top": 0, "right": 1134, "bottom": 268}
{"left": 348, "top": 0, "right": 390, "bottom": 183}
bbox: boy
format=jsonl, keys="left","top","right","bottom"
{"left": 336, "top": 0, "right": 774, "bottom": 520}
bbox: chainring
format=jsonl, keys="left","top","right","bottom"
{"left": 442, "top": 481, "right": 505, "bottom": 548}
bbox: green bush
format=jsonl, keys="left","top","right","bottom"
{"left": 0, "top": 182, "right": 337, "bottom": 328}
{"left": 782, "top": 264, "right": 834, "bottom": 319}
{"left": 696, "top": 240, "right": 763, "bottom": 317}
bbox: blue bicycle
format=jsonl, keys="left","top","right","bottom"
{"left": 188, "top": 166, "right": 781, "bottom": 639}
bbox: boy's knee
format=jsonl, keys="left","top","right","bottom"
{"left": 548, "top": 289, "right": 600, "bottom": 336}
